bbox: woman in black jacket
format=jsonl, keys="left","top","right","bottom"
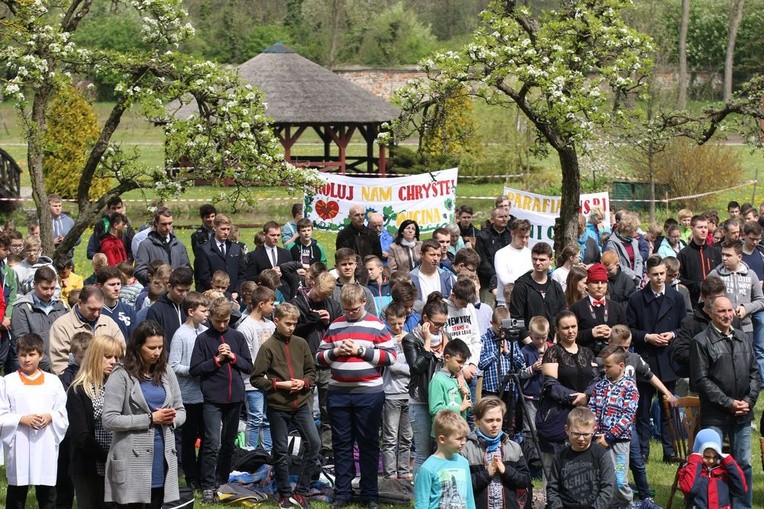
{"left": 66, "top": 334, "right": 124, "bottom": 509}
{"left": 402, "top": 292, "right": 451, "bottom": 475}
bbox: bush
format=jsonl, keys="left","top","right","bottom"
{"left": 43, "top": 87, "right": 110, "bottom": 199}
{"left": 650, "top": 138, "right": 742, "bottom": 210}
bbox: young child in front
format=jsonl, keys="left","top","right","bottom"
{"left": 462, "top": 396, "right": 530, "bottom": 509}
{"left": 168, "top": 291, "right": 209, "bottom": 491}
{"left": 251, "top": 302, "right": 319, "bottom": 509}
{"left": 414, "top": 410, "right": 476, "bottom": 509}
{"left": 679, "top": 428, "right": 748, "bottom": 509}
{"left": 547, "top": 407, "right": 615, "bottom": 509}
{"left": 381, "top": 301, "right": 412, "bottom": 480}
{"left": 587, "top": 345, "right": 638, "bottom": 509}
{"left": 519, "top": 316, "right": 549, "bottom": 431}
{"left": 54, "top": 256, "right": 83, "bottom": 308}
{"left": 237, "top": 286, "right": 276, "bottom": 451}
{"left": 189, "top": 297, "right": 253, "bottom": 505}
{"left": 429, "top": 338, "right": 472, "bottom": 420}
{"left": 0, "top": 333, "right": 69, "bottom": 509}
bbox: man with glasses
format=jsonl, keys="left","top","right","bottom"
{"left": 335, "top": 205, "right": 382, "bottom": 260}
{"left": 316, "top": 283, "right": 396, "bottom": 509}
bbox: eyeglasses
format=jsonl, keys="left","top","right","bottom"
{"left": 569, "top": 431, "right": 594, "bottom": 438}
{"left": 429, "top": 320, "right": 447, "bottom": 328}
{"left": 342, "top": 305, "right": 363, "bottom": 314}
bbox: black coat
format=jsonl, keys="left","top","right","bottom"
{"left": 607, "top": 268, "right": 636, "bottom": 311}
{"left": 335, "top": 224, "right": 382, "bottom": 260}
{"left": 475, "top": 226, "right": 511, "bottom": 289}
{"left": 291, "top": 290, "right": 342, "bottom": 354}
{"left": 66, "top": 385, "right": 109, "bottom": 477}
{"left": 245, "top": 245, "right": 292, "bottom": 282}
{"left": 626, "top": 285, "right": 687, "bottom": 382}
{"left": 677, "top": 240, "right": 721, "bottom": 306}
{"left": 571, "top": 296, "right": 625, "bottom": 355}
{"left": 509, "top": 271, "right": 565, "bottom": 337}
{"left": 194, "top": 238, "right": 246, "bottom": 293}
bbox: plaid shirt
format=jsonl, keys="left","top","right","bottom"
{"left": 588, "top": 375, "right": 638, "bottom": 443}
{"left": 478, "top": 328, "right": 526, "bottom": 394}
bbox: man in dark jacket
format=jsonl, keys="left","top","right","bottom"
{"left": 690, "top": 296, "right": 760, "bottom": 509}
{"left": 335, "top": 205, "right": 382, "bottom": 260}
{"left": 190, "top": 204, "right": 217, "bottom": 258}
{"left": 475, "top": 207, "right": 511, "bottom": 302}
{"left": 509, "top": 242, "right": 565, "bottom": 338}
{"left": 194, "top": 214, "right": 245, "bottom": 293}
{"left": 602, "top": 250, "right": 636, "bottom": 311}
{"left": 677, "top": 215, "right": 721, "bottom": 307}
{"left": 146, "top": 267, "right": 193, "bottom": 345}
{"left": 626, "top": 255, "right": 687, "bottom": 463}
{"left": 670, "top": 275, "right": 731, "bottom": 379}
{"left": 134, "top": 207, "right": 192, "bottom": 285}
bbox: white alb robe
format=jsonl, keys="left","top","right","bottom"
{"left": 0, "top": 370, "right": 69, "bottom": 485}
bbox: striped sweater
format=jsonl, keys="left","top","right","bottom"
{"left": 316, "top": 312, "right": 397, "bottom": 393}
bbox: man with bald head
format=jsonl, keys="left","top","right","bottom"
{"left": 690, "top": 295, "right": 759, "bottom": 509}
{"left": 335, "top": 205, "right": 382, "bottom": 260}
{"left": 367, "top": 212, "right": 393, "bottom": 264}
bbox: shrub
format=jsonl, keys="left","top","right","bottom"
{"left": 43, "top": 87, "right": 110, "bottom": 199}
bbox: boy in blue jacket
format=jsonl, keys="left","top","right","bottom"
{"left": 190, "top": 297, "right": 253, "bottom": 505}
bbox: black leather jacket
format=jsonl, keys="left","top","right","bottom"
{"left": 402, "top": 328, "right": 449, "bottom": 404}
{"left": 690, "top": 326, "right": 760, "bottom": 425}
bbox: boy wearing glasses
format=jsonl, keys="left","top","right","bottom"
{"left": 316, "top": 283, "right": 397, "bottom": 508}
{"left": 547, "top": 407, "right": 615, "bottom": 509}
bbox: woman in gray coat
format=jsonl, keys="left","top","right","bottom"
{"left": 103, "top": 320, "right": 186, "bottom": 508}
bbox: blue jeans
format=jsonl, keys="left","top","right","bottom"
{"left": 245, "top": 390, "right": 272, "bottom": 451}
{"left": 751, "top": 311, "right": 764, "bottom": 382}
{"left": 409, "top": 402, "right": 432, "bottom": 477}
{"left": 201, "top": 402, "right": 241, "bottom": 489}
{"left": 328, "top": 390, "right": 385, "bottom": 503}
{"left": 381, "top": 398, "right": 412, "bottom": 478}
{"left": 268, "top": 405, "right": 320, "bottom": 497}
{"left": 628, "top": 423, "right": 651, "bottom": 499}
{"left": 708, "top": 423, "right": 753, "bottom": 509}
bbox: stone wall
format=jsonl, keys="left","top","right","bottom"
{"left": 333, "top": 66, "right": 425, "bottom": 101}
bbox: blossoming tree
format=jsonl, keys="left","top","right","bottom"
{"left": 0, "top": 0, "right": 318, "bottom": 256}
{"left": 392, "top": 0, "right": 654, "bottom": 250}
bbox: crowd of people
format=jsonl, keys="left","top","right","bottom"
{"left": 0, "top": 193, "right": 761, "bottom": 509}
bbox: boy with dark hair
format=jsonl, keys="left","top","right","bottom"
{"left": 0, "top": 332, "right": 69, "bottom": 508}
{"left": 99, "top": 212, "right": 129, "bottom": 266}
{"left": 190, "top": 297, "right": 253, "bottom": 504}
{"left": 332, "top": 248, "right": 378, "bottom": 316}
{"left": 547, "top": 407, "right": 615, "bottom": 509}
{"left": 87, "top": 196, "right": 134, "bottom": 261}
{"left": 411, "top": 239, "right": 455, "bottom": 301}
{"left": 251, "top": 302, "right": 319, "bottom": 509}
{"left": 428, "top": 338, "right": 472, "bottom": 420}
{"left": 290, "top": 218, "right": 327, "bottom": 266}
{"left": 452, "top": 247, "right": 480, "bottom": 275}
{"left": 116, "top": 261, "right": 143, "bottom": 308}
{"left": 588, "top": 345, "right": 638, "bottom": 509}
{"left": 53, "top": 256, "right": 83, "bottom": 310}
{"left": 146, "top": 267, "right": 193, "bottom": 345}
{"left": 169, "top": 291, "right": 209, "bottom": 491}
{"left": 509, "top": 242, "right": 565, "bottom": 337}
{"left": 365, "top": 255, "right": 391, "bottom": 315}
{"left": 96, "top": 266, "right": 136, "bottom": 340}
{"left": 191, "top": 204, "right": 217, "bottom": 257}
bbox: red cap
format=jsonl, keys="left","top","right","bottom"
{"left": 587, "top": 263, "right": 608, "bottom": 283}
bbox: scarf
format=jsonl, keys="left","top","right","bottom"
{"left": 476, "top": 429, "right": 504, "bottom": 453}
{"left": 92, "top": 385, "right": 111, "bottom": 476}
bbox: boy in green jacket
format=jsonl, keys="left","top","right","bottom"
{"left": 251, "top": 302, "right": 319, "bottom": 509}
{"left": 428, "top": 338, "right": 472, "bottom": 421}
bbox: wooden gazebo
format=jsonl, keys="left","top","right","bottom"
{"left": 236, "top": 43, "right": 400, "bottom": 175}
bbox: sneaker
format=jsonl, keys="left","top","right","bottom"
{"left": 638, "top": 498, "right": 663, "bottom": 509}
{"left": 279, "top": 495, "right": 294, "bottom": 509}
{"left": 331, "top": 499, "right": 353, "bottom": 508}
{"left": 201, "top": 489, "right": 217, "bottom": 505}
{"left": 290, "top": 494, "right": 312, "bottom": 509}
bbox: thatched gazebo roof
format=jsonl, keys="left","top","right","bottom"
{"left": 174, "top": 43, "right": 400, "bottom": 174}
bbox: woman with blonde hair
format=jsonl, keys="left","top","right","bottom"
{"left": 66, "top": 335, "right": 125, "bottom": 509}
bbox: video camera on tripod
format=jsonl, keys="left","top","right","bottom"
{"left": 499, "top": 317, "right": 525, "bottom": 344}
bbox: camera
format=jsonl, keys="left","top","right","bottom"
{"left": 500, "top": 318, "right": 525, "bottom": 343}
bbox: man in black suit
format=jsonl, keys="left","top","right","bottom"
{"left": 194, "top": 214, "right": 245, "bottom": 293}
{"left": 245, "top": 221, "right": 292, "bottom": 283}
{"left": 571, "top": 263, "right": 625, "bottom": 356}
{"left": 626, "top": 254, "right": 688, "bottom": 462}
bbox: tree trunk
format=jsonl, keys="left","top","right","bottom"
{"left": 29, "top": 86, "right": 54, "bottom": 257}
{"left": 723, "top": 0, "right": 745, "bottom": 101}
{"left": 554, "top": 144, "right": 581, "bottom": 254}
{"left": 678, "top": 0, "right": 690, "bottom": 109}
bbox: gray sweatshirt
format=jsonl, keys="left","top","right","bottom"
{"left": 708, "top": 261, "right": 764, "bottom": 332}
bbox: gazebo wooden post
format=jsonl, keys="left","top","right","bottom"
{"left": 379, "top": 143, "right": 387, "bottom": 176}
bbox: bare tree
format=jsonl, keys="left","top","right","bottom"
{"left": 724, "top": 0, "right": 745, "bottom": 101}
{"left": 678, "top": 0, "right": 691, "bottom": 109}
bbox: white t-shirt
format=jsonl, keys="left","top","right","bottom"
{"left": 494, "top": 244, "right": 533, "bottom": 305}
{"left": 418, "top": 270, "right": 442, "bottom": 300}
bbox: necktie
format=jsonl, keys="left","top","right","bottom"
{"left": 592, "top": 299, "right": 605, "bottom": 307}
{"left": 270, "top": 248, "right": 277, "bottom": 267}
{"left": 219, "top": 243, "right": 226, "bottom": 256}
{"left": 654, "top": 292, "right": 663, "bottom": 299}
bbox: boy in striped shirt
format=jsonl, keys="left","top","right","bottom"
{"left": 316, "top": 283, "right": 397, "bottom": 508}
